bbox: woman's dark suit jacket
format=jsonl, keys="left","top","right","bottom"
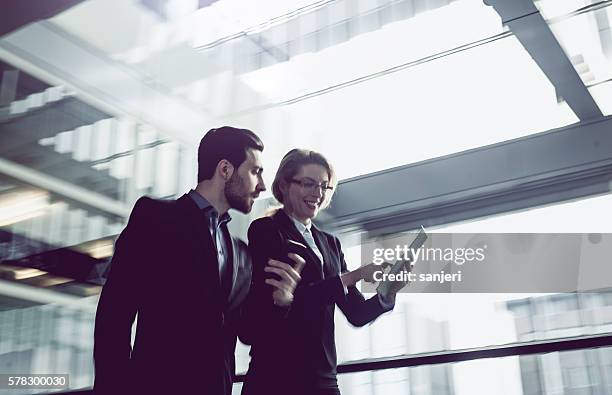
{"left": 241, "top": 209, "right": 392, "bottom": 395}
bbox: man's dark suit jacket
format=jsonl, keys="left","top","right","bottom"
{"left": 241, "top": 209, "right": 392, "bottom": 395}
{"left": 93, "top": 194, "right": 251, "bottom": 394}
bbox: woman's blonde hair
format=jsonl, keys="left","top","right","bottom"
{"left": 272, "top": 149, "right": 337, "bottom": 210}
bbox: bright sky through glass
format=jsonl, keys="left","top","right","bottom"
{"left": 232, "top": 0, "right": 578, "bottom": 184}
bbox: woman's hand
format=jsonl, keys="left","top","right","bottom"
{"left": 264, "top": 253, "right": 306, "bottom": 306}
{"left": 340, "top": 262, "right": 391, "bottom": 287}
{"left": 376, "top": 261, "right": 413, "bottom": 303}
{"left": 360, "top": 262, "right": 391, "bottom": 283}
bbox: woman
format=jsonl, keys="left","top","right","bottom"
{"left": 241, "top": 149, "right": 396, "bottom": 395}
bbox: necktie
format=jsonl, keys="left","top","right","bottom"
{"left": 209, "top": 213, "right": 232, "bottom": 300}
{"left": 212, "top": 215, "right": 232, "bottom": 302}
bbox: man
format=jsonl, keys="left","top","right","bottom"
{"left": 94, "top": 126, "right": 304, "bottom": 394}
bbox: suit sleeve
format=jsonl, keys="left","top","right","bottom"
{"left": 93, "top": 198, "right": 149, "bottom": 393}
{"left": 334, "top": 236, "right": 394, "bottom": 327}
{"left": 239, "top": 218, "right": 291, "bottom": 345}
{"left": 290, "top": 271, "right": 346, "bottom": 313}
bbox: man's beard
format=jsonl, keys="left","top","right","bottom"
{"left": 225, "top": 172, "right": 252, "bottom": 214}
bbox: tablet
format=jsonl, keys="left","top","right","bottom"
{"left": 376, "top": 226, "right": 427, "bottom": 293}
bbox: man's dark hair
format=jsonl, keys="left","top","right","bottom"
{"left": 197, "top": 126, "right": 264, "bottom": 182}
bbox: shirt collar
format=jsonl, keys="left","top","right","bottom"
{"left": 287, "top": 212, "right": 312, "bottom": 235}
{"left": 188, "top": 189, "right": 232, "bottom": 224}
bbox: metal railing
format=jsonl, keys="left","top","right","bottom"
{"left": 46, "top": 333, "right": 612, "bottom": 393}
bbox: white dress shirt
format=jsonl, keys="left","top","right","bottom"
{"left": 289, "top": 216, "right": 324, "bottom": 266}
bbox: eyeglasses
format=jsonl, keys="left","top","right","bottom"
{"left": 290, "top": 178, "right": 334, "bottom": 194}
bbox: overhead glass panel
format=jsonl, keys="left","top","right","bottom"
{"left": 234, "top": 32, "right": 577, "bottom": 179}
{"left": 43, "top": 0, "right": 579, "bottom": 181}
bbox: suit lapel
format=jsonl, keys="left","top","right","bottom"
{"left": 274, "top": 209, "right": 307, "bottom": 246}
{"left": 273, "top": 209, "right": 325, "bottom": 279}
{"left": 311, "top": 226, "right": 338, "bottom": 278}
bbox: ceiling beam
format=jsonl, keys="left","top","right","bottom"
{"left": 0, "top": 279, "right": 95, "bottom": 310}
{"left": 0, "top": 0, "right": 85, "bottom": 37}
{"left": 485, "top": 0, "right": 603, "bottom": 121}
{"left": 317, "top": 117, "right": 612, "bottom": 234}
{"left": 0, "top": 21, "right": 211, "bottom": 146}
{"left": 0, "top": 156, "right": 130, "bottom": 219}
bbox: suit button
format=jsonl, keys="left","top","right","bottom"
{"left": 220, "top": 313, "right": 225, "bottom": 326}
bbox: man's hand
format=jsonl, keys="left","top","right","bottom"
{"left": 264, "top": 253, "right": 306, "bottom": 306}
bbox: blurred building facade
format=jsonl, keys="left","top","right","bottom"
{"left": 507, "top": 292, "right": 612, "bottom": 395}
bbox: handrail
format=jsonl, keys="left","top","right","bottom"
{"left": 36, "top": 333, "right": 612, "bottom": 392}
{"left": 335, "top": 333, "right": 612, "bottom": 374}
{"left": 235, "top": 333, "right": 612, "bottom": 381}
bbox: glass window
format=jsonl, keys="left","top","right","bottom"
{"left": 333, "top": 192, "right": 612, "bottom": 363}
